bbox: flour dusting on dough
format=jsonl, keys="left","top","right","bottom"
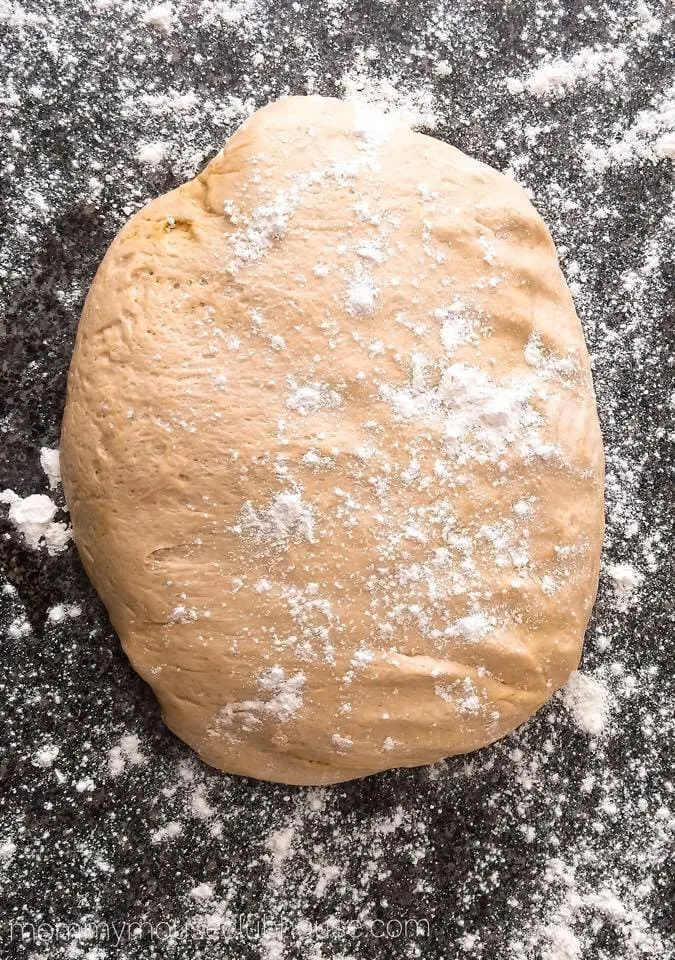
{"left": 236, "top": 491, "right": 316, "bottom": 546}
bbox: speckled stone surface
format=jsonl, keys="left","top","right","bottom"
{"left": 1, "top": 1, "right": 673, "bottom": 958}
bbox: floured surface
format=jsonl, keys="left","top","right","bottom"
{"left": 0, "top": 0, "right": 672, "bottom": 957}
{"left": 60, "top": 96, "right": 604, "bottom": 784}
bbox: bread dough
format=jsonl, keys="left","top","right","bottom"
{"left": 60, "top": 96, "right": 604, "bottom": 785}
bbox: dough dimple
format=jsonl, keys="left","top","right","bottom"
{"left": 60, "top": 95, "right": 604, "bottom": 785}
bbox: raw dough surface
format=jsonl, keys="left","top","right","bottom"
{"left": 61, "top": 96, "right": 604, "bottom": 785}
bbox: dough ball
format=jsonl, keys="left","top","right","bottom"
{"left": 61, "top": 96, "right": 604, "bottom": 785}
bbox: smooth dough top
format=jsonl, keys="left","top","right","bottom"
{"left": 61, "top": 95, "right": 604, "bottom": 785}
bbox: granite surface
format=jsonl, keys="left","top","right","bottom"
{"left": 0, "top": 1, "right": 673, "bottom": 958}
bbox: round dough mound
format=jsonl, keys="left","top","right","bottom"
{"left": 61, "top": 96, "right": 604, "bottom": 785}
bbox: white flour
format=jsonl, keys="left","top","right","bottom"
{"left": 39, "top": 446, "right": 61, "bottom": 489}
{"left": 236, "top": 491, "right": 316, "bottom": 546}
{"left": 562, "top": 671, "right": 612, "bottom": 737}
{"left": 0, "top": 1, "right": 672, "bottom": 957}
{"left": 0, "top": 490, "right": 71, "bottom": 555}
{"left": 507, "top": 46, "right": 627, "bottom": 97}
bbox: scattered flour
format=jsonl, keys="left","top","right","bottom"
{"left": 507, "top": 46, "right": 627, "bottom": 97}
{"left": 340, "top": 49, "right": 438, "bottom": 129}
{"left": 257, "top": 668, "right": 306, "bottom": 720}
{"left": 267, "top": 823, "right": 297, "bottom": 893}
{"left": 47, "top": 603, "right": 82, "bottom": 623}
{"left": 189, "top": 882, "right": 214, "bottom": 900}
{"left": 228, "top": 189, "right": 300, "bottom": 268}
{"left": 606, "top": 562, "right": 644, "bottom": 610}
{"left": 331, "top": 733, "right": 353, "bottom": 751}
{"left": 540, "top": 924, "right": 582, "bottom": 960}
{"left": 345, "top": 266, "right": 379, "bottom": 316}
{"left": 151, "top": 821, "right": 183, "bottom": 843}
{"left": 108, "top": 734, "right": 148, "bottom": 777}
{"left": 582, "top": 83, "right": 675, "bottom": 171}
{"left": 33, "top": 743, "right": 59, "bottom": 768}
{"left": 190, "top": 787, "right": 215, "bottom": 820}
{"left": 562, "top": 671, "right": 612, "bottom": 736}
{"left": 168, "top": 604, "right": 199, "bottom": 623}
{"left": 0, "top": 490, "right": 71, "bottom": 555}
{"left": 512, "top": 855, "right": 667, "bottom": 959}
{"left": 136, "top": 141, "right": 168, "bottom": 166}
{"left": 379, "top": 361, "right": 547, "bottom": 464}
{"left": 237, "top": 491, "right": 315, "bottom": 546}
{"left": 0, "top": 838, "right": 16, "bottom": 863}
{"left": 200, "top": 0, "right": 259, "bottom": 26}
{"left": 39, "top": 446, "right": 61, "bottom": 489}
{"left": 286, "top": 382, "right": 342, "bottom": 416}
{"left": 141, "top": 2, "right": 173, "bottom": 32}
{"left": 267, "top": 825, "right": 295, "bottom": 873}
{"left": 214, "top": 668, "right": 306, "bottom": 733}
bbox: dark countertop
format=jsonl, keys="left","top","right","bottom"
{"left": 1, "top": 1, "right": 673, "bottom": 958}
